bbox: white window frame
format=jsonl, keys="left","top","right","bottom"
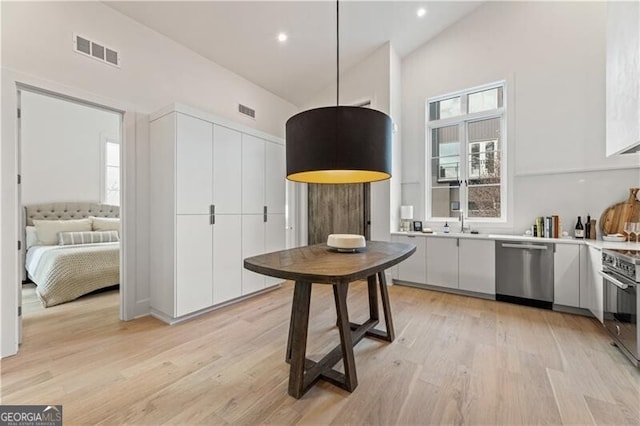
{"left": 426, "top": 80, "right": 507, "bottom": 223}
{"left": 100, "top": 133, "right": 121, "bottom": 206}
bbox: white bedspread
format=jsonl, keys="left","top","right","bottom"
{"left": 26, "top": 243, "right": 119, "bottom": 307}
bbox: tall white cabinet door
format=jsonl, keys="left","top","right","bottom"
{"left": 265, "top": 214, "right": 286, "bottom": 287}
{"left": 176, "top": 215, "right": 213, "bottom": 316}
{"left": 553, "top": 244, "right": 580, "bottom": 307}
{"left": 242, "top": 215, "right": 266, "bottom": 294}
{"left": 392, "top": 235, "right": 427, "bottom": 284}
{"left": 213, "top": 214, "right": 242, "bottom": 304}
{"left": 213, "top": 125, "right": 242, "bottom": 214}
{"left": 426, "top": 238, "right": 459, "bottom": 289}
{"left": 176, "top": 114, "right": 213, "bottom": 215}
{"left": 265, "top": 142, "right": 286, "bottom": 214}
{"left": 588, "top": 246, "right": 604, "bottom": 323}
{"left": 459, "top": 239, "right": 495, "bottom": 295}
{"left": 242, "top": 134, "right": 266, "bottom": 214}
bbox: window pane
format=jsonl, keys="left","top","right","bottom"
{"left": 467, "top": 118, "right": 501, "bottom": 183}
{"left": 468, "top": 87, "right": 503, "bottom": 114}
{"left": 467, "top": 185, "right": 500, "bottom": 218}
{"left": 106, "top": 142, "right": 120, "bottom": 167}
{"left": 431, "top": 187, "right": 461, "bottom": 218}
{"left": 429, "top": 96, "right": 461, "bottom": 120}
{"left": 106, "top": 165, "right": 120, "bottom": 206}
{"left": 105, "top": 190, "right": 120, "bottom": 206}
{"left": 432, "top": 157, "right": 460, "bottom": 183}
{"left": 432, "top": 126, "right": 459, "bottom": 157}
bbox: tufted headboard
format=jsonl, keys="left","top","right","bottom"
{"left": 24, "top": 202, "right": 120, "bottom": 226}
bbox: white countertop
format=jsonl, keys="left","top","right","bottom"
{"left": 391, "top": 231, "right": 638, "bottom": 251}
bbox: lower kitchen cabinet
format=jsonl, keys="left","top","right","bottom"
{"left": 459, "top": 239, "right": 495, "bottom": 295}
{"left": 586, "top": 246, "right": 604, "bottom": 322}
{"left": 392, "top": 235, "right": 427, "bottom": 284}
{"left": 554, "top": 244, "right": 581, "bottom": 307}
{"left": 426, "top": 238, "right": 458, "bottom": 289}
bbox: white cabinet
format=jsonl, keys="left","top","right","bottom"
{"left": 265, "top": 213, "right": 286, "bottom": 286}
{"left": 149, "top": 105, "right": 286, "bottom": 322}
{"left": 213, "top": 125, "right": 242, "bottom": 214}
{"left": 176, "top": 215, "right": 213, "bottom": 316}
{"left": 391, "top": 235, "right": 426, "bottom": 284}
{"left": 459, "top": 239, "right": 495, "bottom": 295}
{"left": 553, "top": 244, "right": 581, "bottom": 307}
{"left": 391, "top": 235, "right": 495, "bottom": 296}
{"left": 586, "top": 246, "right": 604, "bottom": 323}
{"left": 213, "top": 214, "right": 242, "bottom": 304}
{"left": 176, "top": 114, "right": 213, "bottom": 214}
{"left": 606, "top": 1, "right": 640, "bottom": 155}
{"left": 240, "top": 135, "right": 287, "bottom": 292}
{"left": 426, "top": 238, "right": 458, "bottom": 289}
{"left": 265, "top": 142, "right": 286, "bottom": 214}
{"left": 242, "top": 215, "right": 266, "bottom": 294}
{"left": 242, "top": 134, "right": 266, "bottom": 214}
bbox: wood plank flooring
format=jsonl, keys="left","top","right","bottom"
{"left": 2, "top": 282, "right": 639, "bottom": 425}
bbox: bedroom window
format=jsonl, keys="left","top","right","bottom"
{"left": 427, "top": 81, "right": 506, "bottom": 222}
{"left": 102, "top": 135, "right": 120, "bottom": 206}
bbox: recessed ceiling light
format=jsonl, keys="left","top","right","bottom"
{"left": 277, "top": 32, "right": 288, "bottom": 42}
{"left": 417, "top": 8, "right": 427, "bottom": 18}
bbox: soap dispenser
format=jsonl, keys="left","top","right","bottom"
{"left": 444, "top": 222, "right": 449, "bottom": 233}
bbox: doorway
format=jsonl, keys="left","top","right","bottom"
{"left": 307, "top": 183, "right": 370, "bottom": 244}
{"left": 17, "top": 87, "right": 124, "bottom": 342}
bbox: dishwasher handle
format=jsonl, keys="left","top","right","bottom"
{"left": 500, "top": 243, "right": 548, "bottom": 250}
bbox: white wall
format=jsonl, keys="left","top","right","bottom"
{"left": 2, "top": 1, "right": 295, "bottom": 138}
{"left": 401, "top": 1, "right": 640, "bottom": 233}
{"left": 1, "top": 1, "right": 297, "bottom": 357}
{"left": 21, "top": 90, "right": 121, "bottom": 205}
{"left": 301, "top": 42, "right": 398, "bottom": 242}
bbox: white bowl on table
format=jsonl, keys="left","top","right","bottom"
{"left": 327, "top": 234, "right": 366, "bottom": 252}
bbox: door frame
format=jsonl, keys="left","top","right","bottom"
{"left": 1, "top": 69, "right": 136, "bottom": 358}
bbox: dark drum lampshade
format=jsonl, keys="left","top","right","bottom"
{"left": 286, "top": 105, "right": 392, "bottom": 184}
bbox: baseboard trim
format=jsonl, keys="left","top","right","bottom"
{"left": 151, "top": 283, "right": 283, "bottom": 325}
{"left": 393, "top": 280, "right": 496, "bottom": 300}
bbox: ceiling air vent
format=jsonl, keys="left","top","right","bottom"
{"left": 238, "top": 104, "right": 256, "bottom": 119}
{"left": 73, "top": 33, "right": 120, "bottom": 68}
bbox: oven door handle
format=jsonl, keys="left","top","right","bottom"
{"left": 599, "top": 270, "right": 632, "bottom": 290}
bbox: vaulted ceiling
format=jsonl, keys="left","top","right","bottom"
{"left": 105, "top": 1, "right": 482, "bottom": 106}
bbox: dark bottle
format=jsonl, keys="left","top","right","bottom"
{"left": 585, "top": 214, "right": 591, "bottom": 239}
{"left": 575, "top": 216, "right": 584, "bottom": 239}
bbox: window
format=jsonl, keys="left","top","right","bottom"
{"left": 427, "top": 82, "right": 505, "bottom": 221}
{"left": 102, "top": 135, "right": 120, "bottom": 206}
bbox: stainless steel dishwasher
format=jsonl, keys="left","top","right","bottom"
{"left": 495, "top": 240, "right": 554, "bottom": 309}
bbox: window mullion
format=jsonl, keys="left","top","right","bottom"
{"left": 460, "top": 122, "right": 468, "bottom": 217}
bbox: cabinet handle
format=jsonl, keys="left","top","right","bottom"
{"left": 264, "top": 205, "right": 267, "bottom": 222}
{"left": 210, "top": 204, "right": 215, "bottom": 225}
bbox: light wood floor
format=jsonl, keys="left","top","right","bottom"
{"left": 2, "top": 282, "right": 639, "bottom": 425}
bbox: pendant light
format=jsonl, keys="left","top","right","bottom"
{"left": 285, "top": 1, "right": 392, "bottom": 184}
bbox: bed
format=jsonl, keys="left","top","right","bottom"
{"left": 23, "top": 202, "right": 120, "bottom": 307}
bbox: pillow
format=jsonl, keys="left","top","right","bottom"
{"left": 90, "top": 216, "right": 120, "bottom": 232}
{"left": 25, "top": 226, "right": 40, "bottom": 249}
{"left": 58, "top": 230, "right": 119, "bottom": 245}
{"left": 33, "top": 218, "right": 92, "bottom": 245}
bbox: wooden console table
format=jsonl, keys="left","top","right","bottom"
{"left": 243, "top": 241, "right": 416, "bottom": 398}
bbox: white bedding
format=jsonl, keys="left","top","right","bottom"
{"left": 26, "top": 242, "right": 119, "bottom": 307}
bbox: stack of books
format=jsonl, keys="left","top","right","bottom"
{"left": 533, "top": 215, "right": 560, "bottom": 238}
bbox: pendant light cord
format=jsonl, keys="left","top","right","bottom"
{"left": 336, "top": 0, "right": 339, "bottom": 106}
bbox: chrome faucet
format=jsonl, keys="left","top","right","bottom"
{"left": 459, "top": 211, "right": 466, "bottom": 233}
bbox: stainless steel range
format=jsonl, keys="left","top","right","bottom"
{"left": 601, "top": 249, "right": 639, "bottom": 366}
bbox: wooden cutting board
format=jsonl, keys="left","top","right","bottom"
{"left": 599, "top": 188, "right": 640, "bottom": 239}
